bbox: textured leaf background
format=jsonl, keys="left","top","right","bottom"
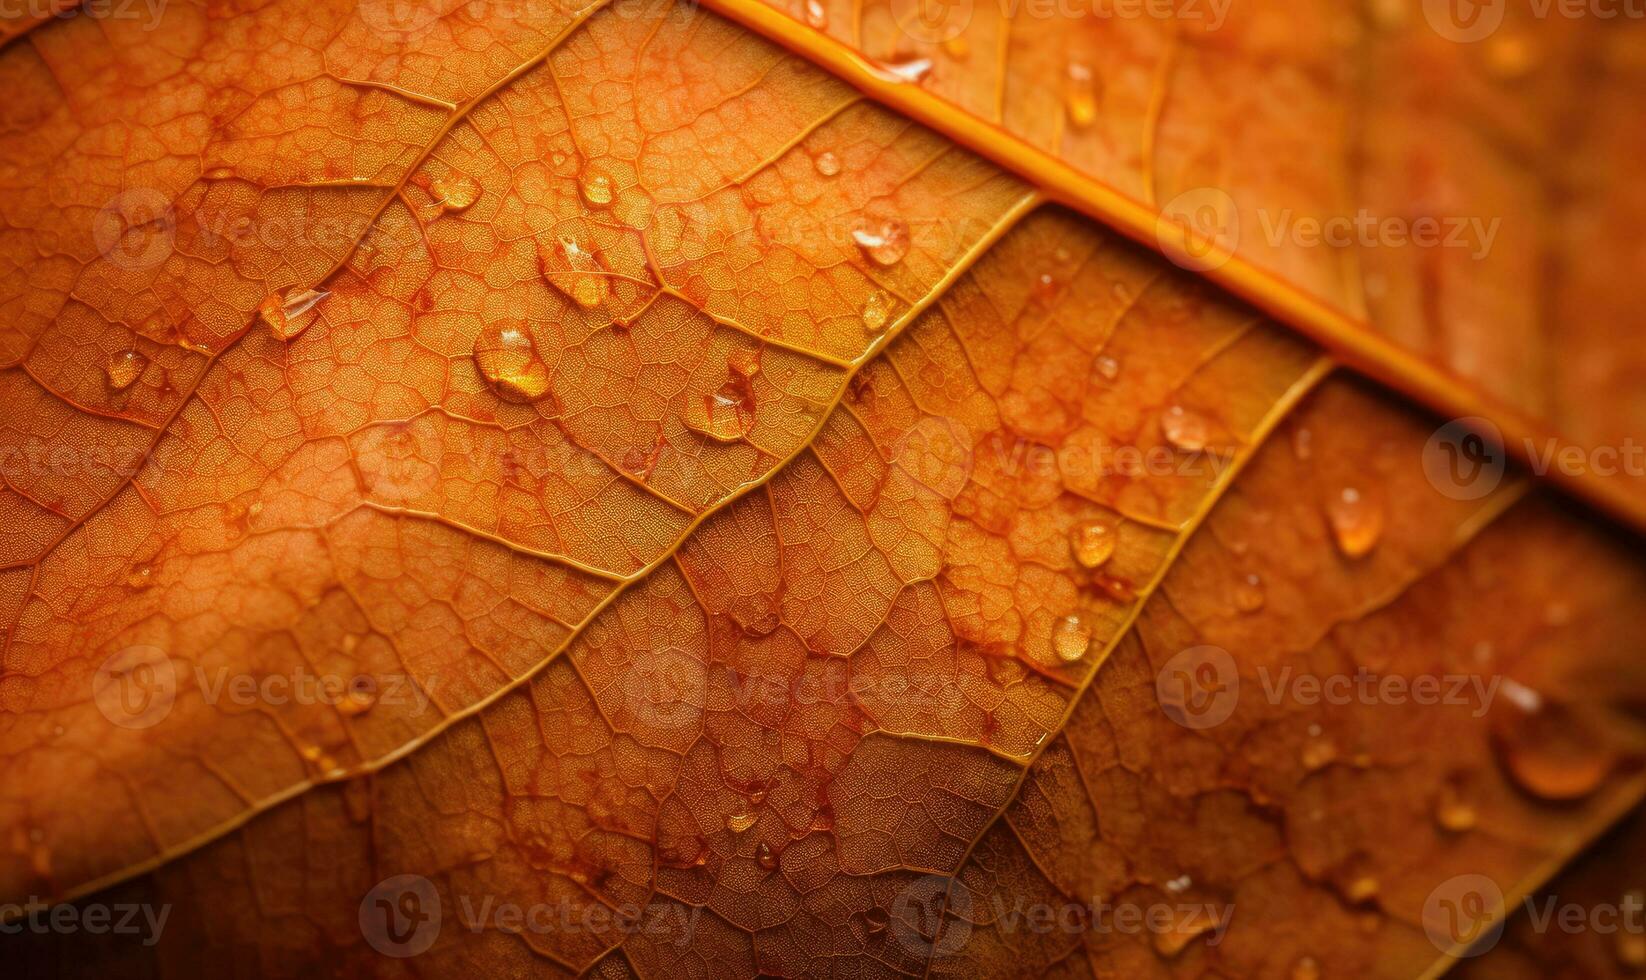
{"left": 2, "top": 0, "right": 1644, "bottom": 976}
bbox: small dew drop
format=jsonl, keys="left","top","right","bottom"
{"left": 1484, "top": 31, "right": 1541, "bottom": 80}
{"left": 1063, "top": 61, "right": 1100, "bottom": 130}
{"left": 1302, "top": 736, "right": 1337, "bottom": 771}
{"left": 942, "top": 35, "right": 971, "bottom": 60}
{"left": 852, "top": 218, "right": 910, "bottom": 267}
{"left": 1234, "top": 573, "right": 1265, "bottom": 613}
{"left": 1434, "top": 777, "right": 1477, "bottom": 832}
{"left": 432, "top": 172, "right": 482, "bottom": 211}
{"left": 1160, "top": 405, "right": 1210, "bottom": 452}
{"left": 803, "top": 0, "right": 827, "bottom": 28}
{"left": 1052, "top": 614, "right": 1092, "bottom": 663}
{"left": 1094, "top": 355, "right": 1120, "bottom": 381}
{"left": 861, "top": 289, "right": 894, "bottom": 333}
{"left": 126, "top": 562, "right": 155, "bottom": 590}
{"left": 258, "top": 287, "right": 329, "bottom": 341}
{"left": 1290, "top": 956, "right": 1322, "bottom": 980}
{"left": 580, "top": 171, "right": 614, "bottom": 208}
{"left": 1070, "top": 520, "right": 1117, "bottom": 569}
{"left": 472, "top": 321, "right": 551, "bottom": 402}
{"left": 1291, "top": 425, "right": 1313, "bottom": 461}
{"left": 1164, "top": 874, "right": 1191, "bottom": 895}
{"left": 690, "top": 368, "right": 757, "bottom": 443}
{"left": 540, "top": 237, "right": 609, "bottom": 309}
{"left": 1490, "top": 687, "right": 1616, "bottom": 801}
{"left": 864, "top": 906, "right": 890, "bottom": 935}
{"left": 106, "top": 349, "right": 148, "bottom": 391}
{"left": 755, "top": 841, "right": 779, "bottom": 870}
{"left": 879, "top": 56, "right": 933, "bottom": 84}
{"left": 814, "top": 150, "right": 841, "bottom": 177}
{"left": 1326, "top": 487, "right": 1383, "bottom": 559}
{"left": 727, "top": 811, "right": 757, "bottom": 833}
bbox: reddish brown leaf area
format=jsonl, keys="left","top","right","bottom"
{"left": 2, "top": 0, "right": 1645, "bottom": 978}
{"left": 750, "top": 0, "right": 1646, "bottom": 506}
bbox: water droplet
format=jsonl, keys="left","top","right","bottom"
{"left": 942, "top": 35, "right": 970, "bottom": 60}
{"left": 803, "top": 0, "right": 827, "bottom": 28}
{"left": 879, "top": 56, "right": 933, "bottom": 84}
{"left": 258, "top": 287, "right": 329, "bottom": 341}
{"left": 1164, "top": 874, "right": 1191, "bottom": 895}
{"left": 1434, "top": 777, "right": 1477, "bottom": 832}
{"left": 580, "top": 171, "right": 613, "bottom": 208}
{"left": 340, "top": 675, "right": 378, "bottom": 716}
{"left": 1484, "top": 31, "right": 1540, "bottom": 80}
{"left": 1490, "top": 687, "right": 1616, "bottom": 801}
{"left": 432, "top": 173, "right": 482, "bottom": 211}
{"left": 540, "top": 237, "right": 608, "bottom": 309}
{"left": 755, "top": 841, "right": 779, "bottom": 870}
{"left": 852, "top": 218, "right": 910, "bottom": 267}
{"left": 1302, "top": 735, "right": 1336, "bottom": 771}
{"left": 1290, "top": 955, "right": 1322, "bottom": 980}
{"left": 106, "top": 349, "right": 147, "bottom": 391}
{"left": 727, "top": 811, "right": 757, "bottom": 833}
{"left": 1064, "top": 61, "right": 1099, "bottom": 130}
{"left": 1291, "top": 425, "right": 1313, "bottom": 461}
{"left": 862, "top": 289, "right": 894, "bottom": 333}
{"left": 690, "top": 367, "right": 757, "bottom": 443}
{"left": 1234, "top": 573, "right": 1265, "bottom": 613}
{"left": 1052, "top": 614, "right": 1092, "bottom": 663}
{"left": 1031, "top": 271, "right": 1061, "bottom": 307}
{"left": 1326, "top": 487, "right": 1383, "bottom": 558}
{"left": 1618, "top": 906, "right": 1646, "bottom": 966}
{"left": 814, "top": 150, "right": 841, "bottom": 177}
{"left": 126, "top": 562, "right": 155, "bottom": 589}
{"left": 1094, "top": 355, "right": 1120, "bottom": 380}
{"left": 1070, "top": 521, "right": 1116, "bottom": 569}
{"left": 472, "top": 321, "right": 551, "bottom": 401}
{"left": 864, "top": 906, "right": 890, "bottom": 935}
{"left": 1153, "top": 911, "right": 1215, "bottom": 957}
{"left": 1160, "top": 405, "right": 1210, "bottom": 452}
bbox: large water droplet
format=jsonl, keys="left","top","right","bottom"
{"left": 1070, "top": 520, "right": 1116, "bottom": 569}
{"left": 862, "top": 289, "right": 894, "bottom": 333}
{"left": 1326, "top": 487, "right": 1383, "bottom": 558}
{"left": 1064, "top": 61, "right": 1099, "bottom": 129}
{"left": 727, "top": 811, "right": 757, "bottom": 833}
{"left": 1052, "top": 614, "right": 1092, "bottom": 663}
{"left": 472, "top": 321, "right": 551, "bottom": 401}
{"left": 864, "top": 906, "right": 890, "bottom": 935}
{"left": 1490, "top": 685, "right": 1616, "bottom": 801}
{"left": 1160, "top": 405, "right": 1210, "bottom": 452}
{"left": 879, "top": 56, "right": 933, "bottom": 84}
{"left": 814, "top": 150, "right": 841, "bottom": 177}
{"left": 852, "top": 218, "right": 910, "bottom": 267}
{"left": 803, "top": 0, "right": 827, "bottom": 28}
{"left": 540, "top": 237, "right": 608, "bottom": 309}
{"left": 755, "top": 841, "right": 779, "bottom": 870}
{"left": 259, "top": 287, "right": 329, "bottom": 341}
{"left": 580, "top": 171, "right": 613, "bottom": 208}
{"left": 432, "top": 173, "right": 482, "bottom": 212}
{"left": 689, "top": 368, "right": 756, "bottom": 443}
{"left": 106, "top": 349, "right": 148, "bottom": 391}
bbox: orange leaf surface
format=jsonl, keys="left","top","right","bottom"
{"left": 2, "top": 0, "right": 1644, "bottom": 977}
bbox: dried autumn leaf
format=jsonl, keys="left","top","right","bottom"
{"left": 1, "top": 0, "right": 1643, "bottom": 977}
